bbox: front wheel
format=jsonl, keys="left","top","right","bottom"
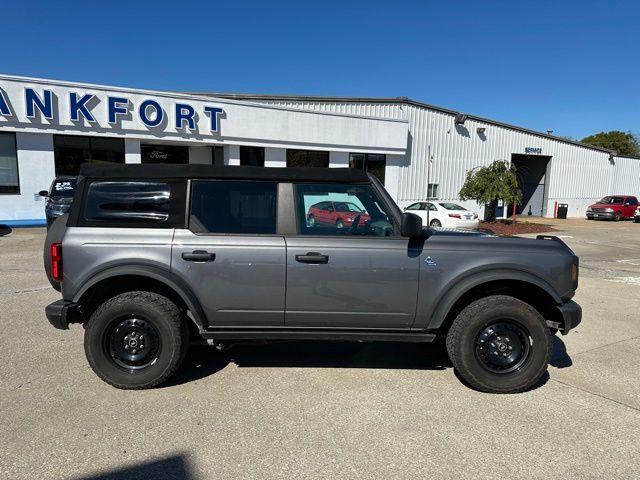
{"left": 84, "top": 291, "right": 188, "bottom": 389}
{"left": 614, "top": 211, "right": 622, "bottom": 222}
{"left": 446, "top": 295, "right": 551, "bottom": 393}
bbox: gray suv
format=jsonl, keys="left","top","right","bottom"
{"left": 44, "top": 164, "right": 581, "bottom": 393}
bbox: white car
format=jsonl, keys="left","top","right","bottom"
{"left": 404, "top": 201, "right": 479, "bottom": 229}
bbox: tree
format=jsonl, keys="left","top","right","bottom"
{"left": 459, "top": 160, "right": 521, "bottom": 222}
{"left": 580, "top": 131, "right": 640, "bottom": 156}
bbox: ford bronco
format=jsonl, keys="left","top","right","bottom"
{"left": 44, "top": 164, "right": 581, "bottom": 393}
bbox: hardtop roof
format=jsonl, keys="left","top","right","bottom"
{"left": 79, "top": 163, "right": 371, "bottom": 183}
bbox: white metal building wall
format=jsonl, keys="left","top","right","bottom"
{"left": 254, "top": 99, "right": 639, "bottom": 217}
{"left": 610, "top": 155, "right": 640, "bottom": 196}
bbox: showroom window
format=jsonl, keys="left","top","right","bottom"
{"left": 0, "top": 133, "right": 19, "bottom": 194}
{"left": 240, "top": 146, "right": 265, "bottom": 167}
{"left": 189, "top": 180, "right": 277, "bottom": 234}
{"left": 54, "top": 135, "right": 125, "bottom": 175}
{"left": 213, "top": 146, "right": 224, "bottom": 165}
{"left": 141, "top": 145, "right": 189, "bottom": 164}
{"left": 286, "top": 149, "right": 329, "bottom": 168}
{"left": 349, "top": 153, "right": 386, "bottom": 184}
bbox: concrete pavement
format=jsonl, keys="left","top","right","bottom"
{"left": 0, "top": 221, "right": 639, "bottom": 479}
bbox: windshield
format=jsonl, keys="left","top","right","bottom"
{"left": 598, "top": 196, "right": 624, "bottom": 205}
{"left": 439, "top": 203, "right": 467, "bottom": 211}
{"left": 50, "top": 178, "right": 77, "bottom": 198}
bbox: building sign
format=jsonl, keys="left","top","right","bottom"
{"left": 525, "top": 147, "right": 543, "bottom": 154}
{"left": 0, "top": 86, "right": 223, "bottom": 133}
{"left": 0, "top": 74, "right": 409, "bottom": 153}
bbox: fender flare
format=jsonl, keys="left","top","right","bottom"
{"left": 72, "top": 264, "right": 209, "bottom": 330}
{"left": 426, "top": 268, "right": 563, "bottom": 330}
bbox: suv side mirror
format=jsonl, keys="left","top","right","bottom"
{"left": 401, "top": 212, "right": 423, "bottom": 237}
{"left": 38, "top": 190, "right": 49, "bottom": 197}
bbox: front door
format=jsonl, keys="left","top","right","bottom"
{"left": 285, "top": 182, "right": 420, "bottom": 328}
{"left": 171, "top": 180, "right": 286, "bottom": 327}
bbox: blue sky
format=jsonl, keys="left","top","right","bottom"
{"left": 3, "top": 1, "right": 638, "bottom": 139}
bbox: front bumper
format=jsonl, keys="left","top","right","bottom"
{"left": 586, "top": 211, "right": 614, "bottom": 219}
{"left": 45, "top": 300, "right": 80, "bottom": 330}
{"left": 556, "top": 300, "right": 582, "bottom": 334}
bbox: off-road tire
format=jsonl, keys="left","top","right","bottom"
{"left": 446, "top": 295, "right": 552, "bottom": 394}
{"left": 84, "top": 291, "right": 188, "bottom": 389}
{"left": 430, "top": 219, "right": 442, "bottom": 227}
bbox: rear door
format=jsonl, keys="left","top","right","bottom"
{"left": 284, "top": 182, "right": 420, "bottom": 329}
{"left": 171, "top": 180, "right": 286, "bottom": 327}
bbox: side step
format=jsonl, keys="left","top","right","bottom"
{"left": 201, "top": 328, "right": 436, "bottom": 343}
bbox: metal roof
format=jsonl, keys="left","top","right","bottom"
{"left": 188, "top": 92, "right": 615, "bottom": 155}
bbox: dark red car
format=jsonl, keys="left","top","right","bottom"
{"left": 307, "top": 201, "right": 371, "bottom": 229}
{"left": 586, "top": 195, "right": 638, "bottom": 221}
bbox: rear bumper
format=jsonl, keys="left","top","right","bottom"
{"left": 557, "top": 300, "right": 582, "bottom": 334}
{"left": 45, "top": 300, "right": 79, "bottom": 330}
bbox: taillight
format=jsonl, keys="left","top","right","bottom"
{"left": 449, "top": 214, "right": 461, "bottom": 219}
{"left": 51, "top": 243, "right": 63, "bottom": 281}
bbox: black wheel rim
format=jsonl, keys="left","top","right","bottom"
{"left": 105, "top": 316, "right": 161, "bottom": 371}
{"left": 475, "top": 321, "right": 531, "bottom": 374}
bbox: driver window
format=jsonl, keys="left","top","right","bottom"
{"left": 296, "top": 183, "right": 395, "bottom": 236}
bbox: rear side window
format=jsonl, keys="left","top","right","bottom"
{"left": 81, "top": 181, "right": 185, "bottom": 226}
{"left": 190, "top": 180, "right": 277, "bottom": 234}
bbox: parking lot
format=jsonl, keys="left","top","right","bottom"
{"left": 1, "top": 219, "right": 639, "bottom": 480}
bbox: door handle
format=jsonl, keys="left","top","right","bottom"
{"left": 182, "top": 250, "right": 216, "bottom": 262}
{"left": 295, "top": 252, "right": 329, "bottom": 264}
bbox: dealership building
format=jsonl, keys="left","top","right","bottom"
{"left": 0, "top": 74, "right": 638, "bottom": 225}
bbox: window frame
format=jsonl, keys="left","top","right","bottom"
{"left": 291, "top": 181, "right": 401, "bottom": 238}
{"left": 187, "top": 179, "right": 280, "bottom": 236}
{"left": 0, "top": 132, "right": 20, "bottom": 195}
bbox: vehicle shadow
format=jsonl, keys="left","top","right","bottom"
{"left": 71, "top": 453, "right": 194, "bottom": 479}
{"left": 164, "top": 340, "right": 452, "bottom": 388}
{"left": 0, "top": 224, "right": 12, "bottom": 236}
{"left": 550, "top": 334, "right": 573, "bottom": 368}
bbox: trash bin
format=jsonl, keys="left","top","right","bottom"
{"left": 557, "top": 203, "right": 568, "bottom": 219}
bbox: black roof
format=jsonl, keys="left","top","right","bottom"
{"left": 79, "top": 163, "right": 371, "bottom": 183}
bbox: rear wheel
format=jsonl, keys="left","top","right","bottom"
{"left": 84, "top": 291, "right": 188, "bottom": 389}
{"left": 446, "top": 295, "right": 551, "bottom": 393}
{"left": 430, "top": 219, "right": 442, "bottom": 228}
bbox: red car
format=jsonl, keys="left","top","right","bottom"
{"left": 586, "top": 195, "right": 638, "bottom": 221}
{"left": 307, "top": 201, "right": 371, "bottom": 229}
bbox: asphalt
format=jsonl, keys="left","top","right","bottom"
{"left": 0, "top": 219, "right": 639, "bottom": 479}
